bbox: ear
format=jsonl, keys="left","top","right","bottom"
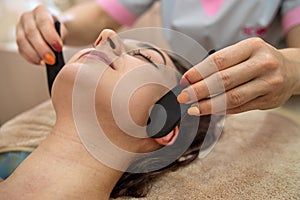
{"left": 154, "top": 126, "right": 179, "bottom": 146}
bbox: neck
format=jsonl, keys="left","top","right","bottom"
{"left": 0, "top": 120, "right": 124, "bottom": 200}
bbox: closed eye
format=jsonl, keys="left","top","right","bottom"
{"left": 129, "top": 49, "right": 159, "bottom": 68}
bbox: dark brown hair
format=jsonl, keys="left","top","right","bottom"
{"left": 110, "top": 53, "right": 220, "bottom": 198}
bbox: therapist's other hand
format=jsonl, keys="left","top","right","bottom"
{"left": 16, "top": 5, "right": 64, "bottom": 65}
{"left": 178, "top": 37, "right": 299, "bottom": 115}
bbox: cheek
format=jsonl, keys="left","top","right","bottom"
{"left": 94, "top": 69, "right": 122, "bottom": 128}
{"left": 95, "top": 70, "right": 120, "bottom": 108}
{"left": 51, "top": 65, "right": 80, "bottom": 117}
{"left": 129, "top": 84, "right": 168, "bottom": 126}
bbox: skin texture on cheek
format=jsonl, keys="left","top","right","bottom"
{"left": 95, "top": 90, "right": 162, "bottom": 154}
{"left": 129, "top": 84, "right": 169, "bottom": 126}
{"left": 94, "top": 68, "right": 171, "bottom": 153}
{"left": 93, "top": 72, "right": 156, "bottom": 153}
{"left": 51, "top": 64, "right": 80, "bottom": 120}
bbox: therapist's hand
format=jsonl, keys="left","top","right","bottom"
{"left": 16, "top": 5, "right": 64, "bottom": 65}
{"left": 177, "top": 37, "right": 300, "bottom": 115}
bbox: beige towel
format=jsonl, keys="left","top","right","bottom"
{"left": 117, "top": 111, "right": 300, "bottom": 200}
{"left": 0, "top": 101, "right": 299, "bottom": 199}
{"left": 0, "top": 100, "right": 55, "bottom": 149}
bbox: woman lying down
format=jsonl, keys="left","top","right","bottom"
{"left": 0, "top": 29, "right": 221, "bottom": 199}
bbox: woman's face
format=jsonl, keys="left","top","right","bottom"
{"left": 52, "top": 29, "right": 178, "bottom": 152}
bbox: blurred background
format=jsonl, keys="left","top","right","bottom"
{"left": 0, "top": 0, "right": 161, "bottom": 126}
{"left": 1, "top": 1, "right": 298, "bottom": 127}
{"left": 0, "top": 0, "right": 92, "bottom": 125}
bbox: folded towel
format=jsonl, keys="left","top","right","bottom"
{"left": 0, "top": 100, "right": 55, "bottom": 148}
{"left": 117, "top": 111, "right": 300, "bottom": 199}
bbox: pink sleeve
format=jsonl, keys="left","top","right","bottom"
{"left": 97, "top": 0, "right": 137, "bottom": 26}
{"left": 282, "top": 6, "right": 300, "bottom": 34}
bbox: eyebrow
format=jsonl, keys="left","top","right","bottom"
{"left": 138, "top": 43, "right": 167, "bottom": 65}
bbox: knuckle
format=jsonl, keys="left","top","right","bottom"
{"left": 211, "top": 54, "right": 226, "bottom": 70}
{"left": 219, "top": 71, "right": 232, "bottom": 88}
{"left": 261, "top": 53, "right": 279, "bottom": 70}
{"left": 228, "top": 91, "right": 243, "bottom": 107}
{"left": 270, "top": 76, "right": 284, "bottom": 88}
{"left": 192, "top": 84, "right": 202, "bottom": 99}
{"left": 248, "top": 37, "right": 265, "bottom": 48}
{"left": 36, "top": 15, "right": 50, "bottom": 27}
{"left": 20, "top": 12, "right": 30, "bottom": 22}
{"left": 34, "top": 5, "right": 46, "bottom": 13}
{"left": 24, "top": 26, "right": 36, "bottom": 39}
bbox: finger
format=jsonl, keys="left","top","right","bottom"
{"left": 178, "top": 58, "right": 261, "bottom": 103}
{"left": 187, "top": 79, "right": 268, "bottom": 115}
{"left": 21, "top": 8, "right": 56, "bottom": 65}
{"left": 178, "top": 70, "right": 222, "bottom": 104}
{"left": 226, "top": 95, "right": 272, "bottom": 114}
{"left": 180, "top": 57, "right": 217, "bottom": 86}
{"left": 16, "top": 20, "right": 42, "bottom": 64}
{"left": 34, "top": 6, "right": 63, "bottom": 52}
{"left": 181, "top": 38, "right": 262, "bottom": 85}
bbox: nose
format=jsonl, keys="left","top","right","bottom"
{"left": 93, "top": 29, "right": 123, "bottom": 56}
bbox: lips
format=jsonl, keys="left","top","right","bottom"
{"left": 79, "top": 50, "right": 115, "bottom": 69}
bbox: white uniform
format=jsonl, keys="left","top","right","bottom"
{"left": 98, "top": 0, "right": 300, "bottom": 50}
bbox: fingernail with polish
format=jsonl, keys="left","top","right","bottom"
{"left": 180, "top": 77, "right": 190, "bottom": 87}
{"left": 177, "top": 91, "right": 190, "bottom": 103}
{"left": 44, "top": 53, "right": 55, "bottom": 65}
{"left": 52, "top": 41, "right": 62, "bottom": 52}
{"left": 188, "top": 106, "right": 200, "bottom": 116}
